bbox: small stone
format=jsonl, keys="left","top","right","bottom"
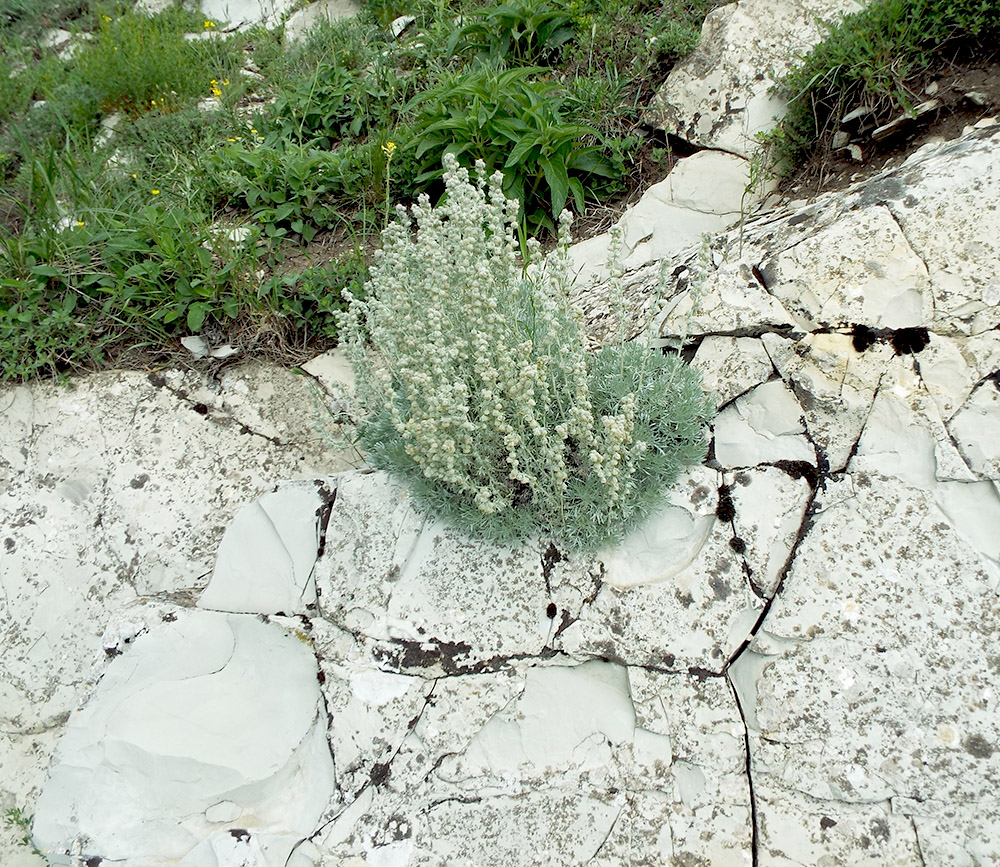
{"left": 832, "top": 130, "right": 850, "bottom": 149}
{"left": 390, "top": 15, "right": 415, "bottom": 37}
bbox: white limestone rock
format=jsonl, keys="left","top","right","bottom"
{"left": 570, "top": 151, "right": 756, "bottom": 287}
{"left": 307, "top": 617, "right": 435, "bottom": 801}
{"left": 285, "top": 0, "right": 363, "bottom": 43}
{"left": 655, "top": 254, "right": 798, "bottom": 339}
{"left": 738, "top": 473, "right": 1000, "bottom": 856}
{"left": 907, "top": 801, "right": 1000, "bottom": 866}
{"left": 167, "top": 361, "right": 348, "bottom": 469}
{"left": 646, "top": 0, "right": 862, "bottom": 156}
{"left": 32, "top": 608, "right": 335, "bottom": 866}
{"left": 714, "top": 378, "right": 816, "bottom": 468}
{"left": 198, "top": 481, "right": 332, "bottom": 615}
{"left": 916, "top": 330, "right": 1000, "bottom": 421}
{"left": 763, "top": 332, "right": 894, "bottom": 471}
{"left": 852, "top": 357, "right": 977, "bottom": 488}
{"left": 314, "top": 662, "right": 750, "bottom": 866}
{"left": 761, "top": 205, "right": 933, "bottom": 330}
{"left": 315, "top": 471, "right": 551, "bottom": 671}
{"left": 692, "top": 335, "right": 775, "bottom": 408}
{"left": 727, "top": 466, "right": 814, "bottom": 598}
{"left": 949, "top": 380, "right": 1000, "bottom": 479}
{"left": 856, "top": 127, "right": 1000, "bottom": 335}
{"left": 0, "top": 368, "right": 339, "bottom": 813}
{"left": 555, "top": 467, "right": 763, "bottom": 670}
{"left": 198, "top": 0, "right": 297, "bottom": 30}
{"left": 753, "top": 777, "right": 923, "bottom": 866}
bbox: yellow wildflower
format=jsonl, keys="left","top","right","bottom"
{"left": 204, "top": 20, "right": 216, "bottom": 29}
{"left": 75, "top": 220, "right": 86, "bottom": 227}
{"left": 151, "top": 189, "right": 160, "bottom": 195}
{"left": 382, "top": 140, "right": 397, "bottom": 159}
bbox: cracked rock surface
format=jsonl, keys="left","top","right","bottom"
{"left": 7, "top": 63, "right": 1000, "bottom": 867}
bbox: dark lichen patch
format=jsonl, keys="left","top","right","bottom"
{"left": 851, "top": 323, "right": 880, "bottom": 352}
{"left": 370, "top": 761, "right": 391, "bottom": 787}
{"left": 709, "top": 574, "right": 731, "bottom": 600}
{"left": 129, "top": 473, "right": 149, "bottom": 489}
{"left": 890, "top": 326, "right": 930, "bottom": 355}
{"left": 772, "top": 460, "right": 819, "bottom": 488}
{"left": 541, "top": 542, "right": 563, "bottom": 583}
{"left": 374, "top": 637, "right": 474, "bottom": 675}
{"left": 820, "top": 816, "right": 837, "bottom": 830}
{"left": 963, "top": 733, "right": 995, "bottom": 758}
{"left": 229, "top": 828, "right": 251, "bottom": 841}
{"left": 870, "top": 818, "right": 891, "bottom": 843}
{"left": 716, "top": 484, "right": 736, "bottom": 522}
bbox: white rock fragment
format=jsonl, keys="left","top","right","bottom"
{"left": 198, "top": 483, "right": 327, "bottom": 615}
{"left": 728, "top": 466, "right": 813, "bottom": 597}
{"left": 762, "top": 332, "right": 893, "bottom": 471}
{"left": 33, "top": 609, "right": 335, "bottom": 866}
{"left": 570, "top": 150, "right": 763, "bottom": 285}
{"left": 859, "top": 126, "right": 1000, "bottom": 334}
{"left": 558, "top": 467, "right": 764, "bottom": 670}
{"left": 647, "top": 0, "right": 862, "bottom": 156}
{"left": 764, "top": 206, "right": 932, "bottom": 330}
{"left": 714, "top": 379, "right": 815, "bottom": 468}
{"left": 692, "top": 337, "right": 774, "bottom": 409}
{"left": 747, "top": 473, "right": 1000, "bottom": 816}
{"left": 599, "top": 466, "right": 721, "bottom": 589}
{"left": 455, "top": 660, "right": 635, "bottom": 778}
{"left": 316, "top": 471, "right": 550, "bottom": 667}
{"left": 949, "top": 381, "right": 1000, "bottom": 478}
{"left": 284, "top": 0, "right": 362, "bottom": 42}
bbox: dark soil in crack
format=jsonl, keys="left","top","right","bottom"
{"left": 781, "top": 59, "right": 1000, "bottom": 199}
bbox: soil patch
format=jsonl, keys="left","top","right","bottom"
{"left": 783, "top": 59, "right": 1000, "bottom": 198}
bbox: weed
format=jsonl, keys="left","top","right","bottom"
{"left": 776, "top": 0, "right": 1000, "bottom": 164}
{"left": 448, "top": 0, "right": 576, "bottom": 65}
{"left": 72, "top": 2, "right": 232, "bottom": 117}
{"left": 343, "top": 155, "right": 713, "bottom": 549}
{"left": 3, "top": 805, "right": 40, "bottom": 853}
{"left": 406, "top": 62, "right": 618, "bottom": 233}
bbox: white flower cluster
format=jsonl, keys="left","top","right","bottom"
{"left": 342, "top": 154, "right": 658, "bottom": 533}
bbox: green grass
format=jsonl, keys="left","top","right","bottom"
{"left": 0, "top": 0, "right": 721, "bottom": 382}
{"left": 775, "top": 0, "right": 1000, "bottom": 166}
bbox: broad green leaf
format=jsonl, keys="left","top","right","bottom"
{"left": 187, "top": 302, "right": 209, "bottom": 332}
{"left": 540, "top": 156, "right": 570, "bottom": 215}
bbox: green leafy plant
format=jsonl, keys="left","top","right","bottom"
{"left": 342, "top": 154, "right": 713, "bottom": 549}
{"left": 266, "top": 61, "right": 404, "bottom": 149}
{"left": 203, "top": 139, "right": 384, "bottom": 242}
{"left": 72, "top": 3, "right": 232, "bottom": 117}
{"left": 3, "top": 805, "right": 40, "bottom": 853}
{"left": 449, "top": 0, "right": 576, "bottom": 64}
{"left": 406, "top": 63, "right": 619, "bottom": 232}
{"left": 776, "top": 0, "right": 1000, "bottom": 164}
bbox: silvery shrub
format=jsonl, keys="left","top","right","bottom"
{"left": 341, "top": 154, "right": 713, "bottom": 550}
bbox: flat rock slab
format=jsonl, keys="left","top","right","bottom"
{"left": 315, "top": 471, "right": 553, "bottom": 672}
{"left": 198, "top": 481, "right": 333, "bottom": 615}
{"left": 646, "top": 0, "right": 863, "bottom": 156}
{"left": 734, "top": 470, "right": 1000, "bottom": 860}
{"left": 32, "top": 607, "right": 334, "bottom": 866}
{"left": 312, "top": 660, "right": 750, "bottom": 866}
{"left": 0, "top": 363, "right": 346, "bottom": 860}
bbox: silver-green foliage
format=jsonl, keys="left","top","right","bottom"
{"left": 343, "top": 154, "right": 713, "bottom": 550}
